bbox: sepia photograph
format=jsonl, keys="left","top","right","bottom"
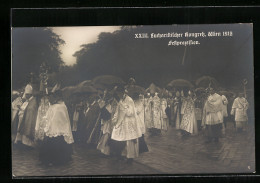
{"left": 11, "top": 24, "right": 255, "bottom": 176}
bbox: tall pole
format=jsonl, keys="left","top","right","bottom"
{"left": 243, "top": 79, "right": 248, "bottom": 99}
{"left": 143, "top": 94, "right": 145, "bottom": 129}
{"left": 39, "top": 62, "right": 49, "bottom": 111}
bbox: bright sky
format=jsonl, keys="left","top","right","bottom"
{"left": 52, "top": 26, "right": 121, "bottom": 66}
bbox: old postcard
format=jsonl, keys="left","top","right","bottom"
{"left": 11, "top": 24, "right": 255, "bottom": 176}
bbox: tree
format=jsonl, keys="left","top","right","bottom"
{"left": 48, "top": 65, "right": 79, "bottom": 87}
{"left": 12, "top": 27, "right": 65, "bottom": 90}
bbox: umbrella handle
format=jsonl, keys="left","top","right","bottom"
{"left": 143, "top": 96, "right": 145, "bottom": 125}
{"left": 243, "top": 79, "right": 247, "bottom": 98}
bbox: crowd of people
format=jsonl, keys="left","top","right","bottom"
{"left": 11, "top": 77, "right": 250, "bottom": 167}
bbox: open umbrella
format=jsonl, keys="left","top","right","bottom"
{"left": 77, "top": 80, "right": 92, "bottom": 87}
{"left": 93, "top": 83, "right": 107, "bottom": 90}
{"left": 73, "top": 85, "right": 98, "bottom": 95}
{"left": 126, "top": 85, "right": 145, "bottom": 98}
{"left": 167, "top": 79, "right": 194, "bottom": 89}
{"left": 195, "top": 87, "right": 206, "bottom": 93}
{"left": 77, "top": 79, "right": 106, "bottom": 90}
{"left": 92, "top": 75, "right": 125, "bottom": 88}
{"left": 61, "top": 86, "right": 77, "bottom": 98}
{"left": 146, "top": 83, "right": 161, "bottom": 94}
{"left": 195, "top": 76, "right": 219, "bottom": 88}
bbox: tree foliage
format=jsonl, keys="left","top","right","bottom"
{"left": 12, "top": 25, "right": 253, "bottom": 92}
{"left": 12, "top": 27, "right": 65, "bottom": 89}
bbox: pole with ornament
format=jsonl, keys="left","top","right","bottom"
{"left": 243, "top": 79, "right": 248, "bottom": 99}
{"left": 39, "top": 62, "right": 49, "bottom": 95}
{"left": 39, "top": 62, "right": 50, "bottom": 112}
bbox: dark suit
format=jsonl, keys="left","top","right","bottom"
{"left": 85, "top": 101, "right": 102, "bottom": 145}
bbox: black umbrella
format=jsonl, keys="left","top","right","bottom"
{"left": 167, "top": 79, "right": 194, "bottom": 89}
{"left": 195, "top": 87, "right": 206, "bottom": 93}
{"left": 92, "top": 75, "right": 125, "bottom": 88}
{"left": 61, "top": 86, "right": 77, "bottom": 98}
{"left": 73, "top": 85, "right": 98, "bottom": 95}
{"left": 195, "top": 76, "right": 219, "bottom": 88}
{"left": 77, "top": 80, "right": 92, "bottom": 87}
{"left": 126, "top": 85, "right": 145, "bottom": 98}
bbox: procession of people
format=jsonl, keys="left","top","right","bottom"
{"left": 11, "top": 71, "right": 251, "bottom": 167}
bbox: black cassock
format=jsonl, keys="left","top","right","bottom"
{"left": 85, "top": 102, "right": 102, "bottom": 145}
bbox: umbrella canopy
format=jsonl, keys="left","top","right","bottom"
{"left": 195, "top": 76, "right": 219, "bottom": 88}
{"left": 92, "top": 83, "right": 109, "bottom": 90}
{"left": 61, "top": 86, "right": 77, "bottom": 98}
{"left": 194, "top": 87, "right": 208, "bottom": 98}
{"left": 77, "top": 79, "right": 106, "bottom": 91}
{"left": 126, "top": 85, "right": 145, "bottom": 98}
{"left": 92, "top": 75, "right": 125, "bottom": 88}
{"left": 77, "top": 80, "right": 92, "bottom": 87}
{"left": 146, "top": 83, "right": 161, "bottom": 94}
{"left": 167, "top": 79, "right": 194, "bottom": 89}
{"left": 73, "top": 85, "right": 98, "bottom": 95}
{"left": 195, "top": 87, "right": 206, "bottom": 93}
